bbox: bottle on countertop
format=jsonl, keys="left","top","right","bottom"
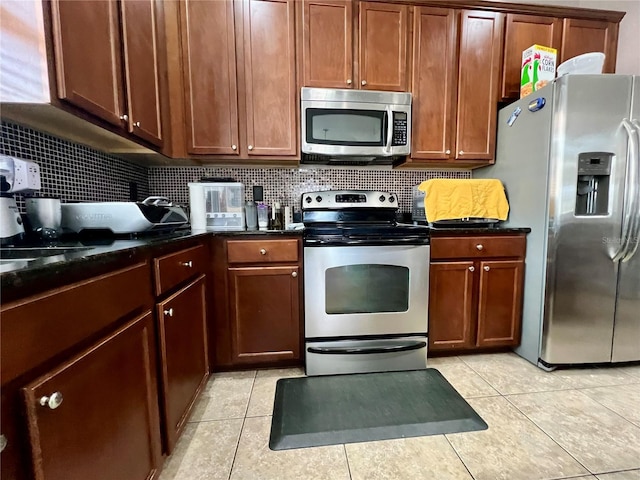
{"left": 271, "top": 202, "right": 283, "bottom": 230}
{"left": 245, "top": 201, "right": 257, "bottom": 230}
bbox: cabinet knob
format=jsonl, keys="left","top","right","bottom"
{"left": 180, "top": 260, "right": 193, "bottom": 267}
{"left": 292, "top": 271, "right": 298, "bottom": 278}
{"left": 164, "top": 308, "right": 174, "bottom": 317}
{"left": 476, "top": 244, "right": 484, "bottom": 251}
{"left": 133, "top": 121, "right": 141, "bottom": 128}
{"left": 459, "top": 150, "right": 464, "bottom": 155}
{"left": 119, "top": 114, "right": 128, "bottom": 121}
{"left": 260, "top": 248, "right": 267, "bottom": 255}
{"left": 248, "top": 145, "right": 254, "bottom": 151}
{"left": 346, "top": 79, "right": 352, "bottom": 85}
{"left": 468, "top": 266, "right": 475, "bottom": 272}
{"left": 484, "top": 266, "right": 490, "bottom": 271}
{"left": 0, "top": 434, "right": 7, "bottom": 452}
{"left": 361, "top": 80, "right": 367, "bottom": 86}
{"left": 445, "top": 149, "right": 451, "bottom": 155}
{"left": 232, "top": 144, "right": 237, "bottom": 151}
{"left": 39, "top": 392, "right": 63, "bottom": 410}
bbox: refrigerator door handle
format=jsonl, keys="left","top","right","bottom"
{"left": 621, "top": 119, "right": 640, "bottom": 262}
{"left": 613, "top": 119, "right": 638, "bottom": 262}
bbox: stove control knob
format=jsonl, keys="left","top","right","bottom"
{"left": 379, "top": 195, "right": 386, "bottom": 202}
{"left": 316, "top": 196, "right": 323, "bottom": 202}
{"left": 389, "top": 196, "right": 395, "bottom": 203}
{"left": 305, "top": 196, "right": 312, "bottom": 204}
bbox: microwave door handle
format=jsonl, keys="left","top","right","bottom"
{"left": 385, "top": 106, "right": 393, "bottom": 154}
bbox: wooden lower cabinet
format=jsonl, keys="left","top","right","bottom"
{"left": 228, "top": 265, "right": 300, "bottom": 364}
{"left": 429, "top": 235, "right": 526, "bottom": 353}
{"left": 21, "top": 311, "right": 162, "bottom": 480}
{"left": 156, "top": 275, "right": 209, "bottom": 452}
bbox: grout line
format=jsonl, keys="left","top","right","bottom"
{"left": 444, "top": 435, "right": 477, "bottom": 480}
{"left": 242, "top": 370, "right": 258, "bottom": 418}
{"left": 227, "top": 416, "right": 247, "bottom": 480}
{"left": 343, "top": 444, "right": 354, "bottom": 480}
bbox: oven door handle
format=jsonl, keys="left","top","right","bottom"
{"left": 307, "top": 341, "right": 426, "bottom": 355}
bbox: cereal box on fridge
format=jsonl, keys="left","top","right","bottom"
{"left": 520, "top": 44, "right": 557, "bottom": 98}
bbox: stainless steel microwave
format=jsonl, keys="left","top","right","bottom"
{"left": 301, "top": 87, "right": 411, "bottom": 165}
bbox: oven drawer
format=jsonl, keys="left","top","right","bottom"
{"left": 305, "top": 337, "right": 428, "bottom": 376}
{"left": 227, "top": 239, "right": 299, "bottom": 264}
{"left": 430, "top": 235, "right": 526, "bottom": 259}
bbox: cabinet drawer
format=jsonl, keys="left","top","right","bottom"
{"left": 227, "top": 239, "right": 299, "bottom": 264}
{"left": 154, "top": 244, "right": 207, "bottom": 296}
{"left": 1, "top": 262, "right": 151, "bottom": 385}
{"left": 430, "top": 235, "right": 526, "bottom": 259}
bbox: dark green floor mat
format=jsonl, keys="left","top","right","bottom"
{"left": 269, "top": 368, "right": 488, "bottom": 450}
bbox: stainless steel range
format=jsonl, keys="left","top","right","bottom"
{"left": 302, "top": 190, "right": 430, "bottom": 376}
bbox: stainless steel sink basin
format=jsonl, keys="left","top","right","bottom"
{"left": 0, "top": 246, "right": 91, "bottom": 260}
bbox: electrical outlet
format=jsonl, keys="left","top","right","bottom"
{"left": 8, "top": 158, "right": 41, "bottom": 192}
{"left": 26, "top": 162, "right": 41, "bottom": 190}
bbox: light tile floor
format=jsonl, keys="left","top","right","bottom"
{"left": 159, "top": 353, "right": 640, "bottom": 480}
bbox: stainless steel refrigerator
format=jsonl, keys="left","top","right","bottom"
{"left": 476, "top": 74, "right": 640, "bottom": 369}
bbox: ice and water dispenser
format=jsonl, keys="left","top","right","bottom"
{"left": 575, "top": 152, "right": 613, "bottom": 216}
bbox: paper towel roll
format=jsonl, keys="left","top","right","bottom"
{"left": 189, "top": 185, "right": 207, "bottom": 230}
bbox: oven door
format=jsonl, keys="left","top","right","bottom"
{"left": 304, "top": 245, "right": 429, "bottom": 338}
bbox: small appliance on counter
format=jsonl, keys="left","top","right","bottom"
{"left": 0, "top": 155, "right": 42, "bottom": 245}
{"left": 188, "top": 182, "right": 245, "bottom": 231}
{"left": 60, "top": 197, "right": 188, "bottom": 234}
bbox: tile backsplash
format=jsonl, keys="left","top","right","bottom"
{"left": 1, "top": 120, "right": 471, "bottom": 215}
{"left": 148, "top": 166, "right": 471, "bottom": 214}
{"left": 0, "top": 121, "right": 149, "bottom": 211}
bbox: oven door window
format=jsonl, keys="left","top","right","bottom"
{"left": 325, "top": 264, "right": 409, "bottom": 314}
{"left": 306, "top": 109, "right": 386, "bottom": 146}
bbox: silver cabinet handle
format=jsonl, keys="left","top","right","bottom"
{"left": 39, "top": 392, "right": 63, "bottom": 409}
{"left": 291, "top": 271, "right": 297, "bottom": 277}
{"left": 484, "top": 266, "right": 490, "bottom": 271}
{"left": 476, "top": 244, "right": 484, "bottom": 251}
{"left": 120, "top": 114, "right": 128, "bottom": 121}
{"left": 133, "top": 121, "right": 141, "bottom": 127}
{"left": 248, "top": 145, "right": 254, "bottom": 151}
{"left": 459, "top": 150, "right": 464, "bottom": 155}
{"left": 260, "top": 248, "right": 266, "bottom": 255}
{"left": 0, "top": 434, "right": 7, "bottom": 452}
{"left": 346, "top": 79, "right": 352, "bottom": 85}
{"left": 180, "top": 260, "right": 193, "bottom": 267}
{"left": 361, "top": 80, "right": 367, "bottom": 86}
{"left": 164, "top": 308, "right": 174, "bottom": 317}
{"left": 445, "top": 149, "right": 451, "bottom": 155}
{"left": 231, "top": 144, "right": 237, "bottom": 150}
{"left": 468, "top": 266, "right": 475, "bottom": 272}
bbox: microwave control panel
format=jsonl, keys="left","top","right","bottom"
{"left": 392, "top": 112, "right": 408, "bottom": 146}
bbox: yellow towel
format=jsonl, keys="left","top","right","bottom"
{"left": 418, "top": 179, "right": 509, "bottom": 223}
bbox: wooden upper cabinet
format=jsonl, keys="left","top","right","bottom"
{"left": 121, "top": 0, "right": 163, "bottom": 146}
{"left": 502, "top": 14, "right": 562, "bottom": 100}
{"left": 180, "top": 0, "right": 239, "bottom": 155}
{"left": 50, "top": 0, "right": 125, "bottom": 126}
{"left": 561, "top": 18, "right": 618, "bottom": 73}
{"left": 455, "top": 11, "right": 504, "bottom": 161}
{"left": 302, "top": 0, "right": 353, "bottom": 89}
{"left": 242, "top": 0, "right": 297, "bottom": 156}
{"left": 358, "top": 2, "right": 409, "bottom": 91}
{"left": 411, "top": 7, "right": 458, "bottom": 160}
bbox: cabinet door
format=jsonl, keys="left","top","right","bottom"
{"left": 358, "top": 2, "right": 409, "bottom": 91}
{"left": 157, "top": 275, "right": 208, "bottom": 452}
{"left": 428, "top": 261, "right": 475, "bottom": 352}
{"left": 302, "top": 0, "right": 353, "bottom": 89}
{"left": 22, "top": 312, "right": 162, "bottom": 480}
{"left": 561, "top": 18, "right": 618, "bottom": 73}
{"left": 455, "top": 11, "right": 504, "bottom": 161}
{"left": 180, "top": 0, "right": 239, "bottom": 154}
{"left": 242, "top": 0, "right": 297, "bottom": 156}
{"left": 411, "top": 7, "right": 457, "bottom": 160}
{"left": 502, "top": 14, "right": 562, "bottom": 100}
{"left": 477, "top": 260, "right": 524, "bottom": 347}
{"left": 121, "top": 0, "right": 163, "bottom": 146}
{"left": 50, "top": 0, "right": 125, "bottom": 126}
{"left": 228, "top": 265, "right": 300, "bottom": 364}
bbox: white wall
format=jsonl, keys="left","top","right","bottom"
{"left": 517, "top": 0, "right": 640, "bottom": 74}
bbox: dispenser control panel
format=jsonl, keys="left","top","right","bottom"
{"left": 577, "top": 152, "right": 612, "bottom": 176}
